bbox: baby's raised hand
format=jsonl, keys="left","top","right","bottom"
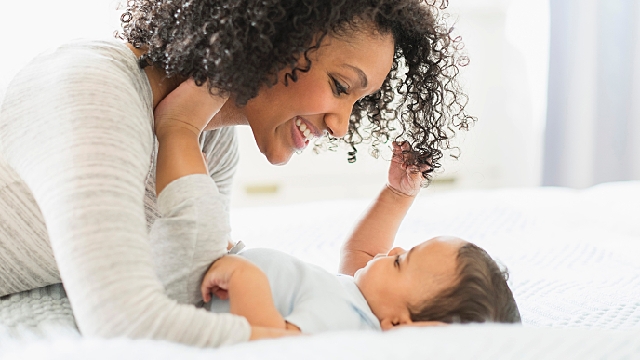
{"left": 200, "top": 255, "right": 262, "bottom": 303}
{"left": 153, "top": 78, "right": 228, "bottom": 139}
{"left": 387, "top": 141, "right": 429, "bottom": 197}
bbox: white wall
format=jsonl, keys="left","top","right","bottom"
{"left": 0, "top": 0, "right": 550, "bottom": 208}
{"left": 0, "top": 0, "right": 122, "bottom": 93}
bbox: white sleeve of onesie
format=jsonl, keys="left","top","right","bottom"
{"left": 0, "top": 41, "right": 249, "bottom": 347}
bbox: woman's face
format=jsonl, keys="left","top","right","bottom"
{"left": 239, "top": 29, "right": 395, "bottom": 165}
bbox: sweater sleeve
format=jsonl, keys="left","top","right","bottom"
{"left": 200, "top": 127, "right": 239, "bottom": 197}
{"left": 0, "top": 40, "right": 250, "bottom": 347}
{"left": 150, "top": 174, "right": 230, "bottom": 305}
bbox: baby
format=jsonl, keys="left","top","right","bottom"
{"left": 152, "top": 98, "right": 520, "bottom": 334}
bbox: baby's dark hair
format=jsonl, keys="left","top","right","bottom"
{"left": 410, "top": 243, "right": 521, "bottom": 324}
{"left": 118, "top": 0, "right": 475, "bottom": 182}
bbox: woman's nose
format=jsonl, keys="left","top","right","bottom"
{"left": 324, "top": 107, "right": 351, "bottom": 138}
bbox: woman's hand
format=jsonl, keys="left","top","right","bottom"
{"left": 153, "top": 78, "right": 228, "bottom": 140}
{"left": 386, "top": 141, "right": 429, "bottom": 197}
{"left": 201, "top": 255, "right": 261, "bottom": 302}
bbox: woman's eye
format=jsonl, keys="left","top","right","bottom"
{"left": 331, "top": 76, "right": 349, "bottom": 96}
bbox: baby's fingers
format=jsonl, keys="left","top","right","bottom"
{"left": 201, "top": 276, "right": 217, "bottom": 303}
{"left": 392, "top": 140, "right": 411, "bottom": 151}
{"left": 201, "top": 283, "right": 212, "bottom": 303}
{"left": 213, "top": 288, "right": 229, "bottom": 300}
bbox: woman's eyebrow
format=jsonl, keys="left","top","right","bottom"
{"left": 341, "top": 64, "right": 368, "bottom": 88}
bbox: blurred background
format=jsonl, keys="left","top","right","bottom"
{"left": 1, "top": 0, "right": 638, "bottom": 208}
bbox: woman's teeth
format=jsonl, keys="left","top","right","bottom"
{"left": 295, "top": 118, "right": 313, "bottom": 141}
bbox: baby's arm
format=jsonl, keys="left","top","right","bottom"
{"left": 152, "top": 81, "right": 296, "bottom": 333}
{"left": 154, "top": 100, "right": 211, "bottom": 194}
{"left": 339, "top": 142, "right": 426, "bottom": 276}
{"left": 201, "top": 255, "right": 300, "bottom": 332}
{"left": 150, "top": 79, "right": 230, "bottom": 304}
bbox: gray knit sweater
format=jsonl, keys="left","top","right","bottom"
{"left": 0, "top": 39, "right": 250, "bottom": 347}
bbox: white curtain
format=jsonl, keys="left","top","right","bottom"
{"left": 543, "top": 0, "right": 640, "bottom": 188}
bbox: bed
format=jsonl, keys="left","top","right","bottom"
{"left": 2, "top": 181, "right": 639, "bottom": 359}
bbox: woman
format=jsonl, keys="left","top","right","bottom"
{"left": 0, "top": 0, "right": 473, "bottom": 348}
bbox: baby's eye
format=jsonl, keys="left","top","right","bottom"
{"left": 394, "top": 255, "right": 400, "bottom": 268}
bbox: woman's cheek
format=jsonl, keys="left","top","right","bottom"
{"left": 292, "top": 83, "right": 335, "bottom": 114}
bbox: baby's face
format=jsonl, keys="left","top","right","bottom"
{"left": 354, "top": 236, "right": 465, "bottom": 329}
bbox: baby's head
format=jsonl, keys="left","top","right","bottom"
{"left": 354, "top": 236, "right": 520, "bottom": 329}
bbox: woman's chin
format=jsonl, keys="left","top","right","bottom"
{"left": 263, "top": 148, "right": 293, "bottom": 166}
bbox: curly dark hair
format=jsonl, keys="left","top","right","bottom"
{"left": 119, "top": 0, "right": 475, "bottom": 181}
{"left": 410, "top": 243, "right": 522, "bottom": 324}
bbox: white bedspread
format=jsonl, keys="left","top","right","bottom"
{"left": 2, "top": 181, "right": 639, "bottom": 358}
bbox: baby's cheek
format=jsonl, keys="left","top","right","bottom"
{"left": 353, "top": 265, "right": 371, "bottom": 285}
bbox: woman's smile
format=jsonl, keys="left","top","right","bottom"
{"left": 291, "top": 116, "right": 321, "bottom": 150}
{"left": 290, "top": 117, "right": 309, "bottom": 150}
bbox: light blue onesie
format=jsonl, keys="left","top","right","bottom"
{"left": 207, "top": 248, "right": 381, "bottom": 334}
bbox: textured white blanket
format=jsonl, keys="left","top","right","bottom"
{"left": 3, "top": 325, "right": 640, "bottom": 360}
{"left": 1, "top": 181, "right": 639, "bottom": 358}
{"left": 232, "top": 181, "right": 640, "bottom": 330}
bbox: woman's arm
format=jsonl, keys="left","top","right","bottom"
{"left": 339, "top": 142, "right": 425, "bottom": 276}
{"left": 0, "top": 47, "right": 254, "bottom": 347}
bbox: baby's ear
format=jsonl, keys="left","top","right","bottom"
{"left": 379, "top": 318, "right": 395, "bottom": 330}
{"left": 380, "top": 314, "right": 413, "bottom": 330}
{"left": 398, "top": 314, "right": 413, "bottom": 327}
{"left": 396, "top": 321, "right": 448, "bottom": 328}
